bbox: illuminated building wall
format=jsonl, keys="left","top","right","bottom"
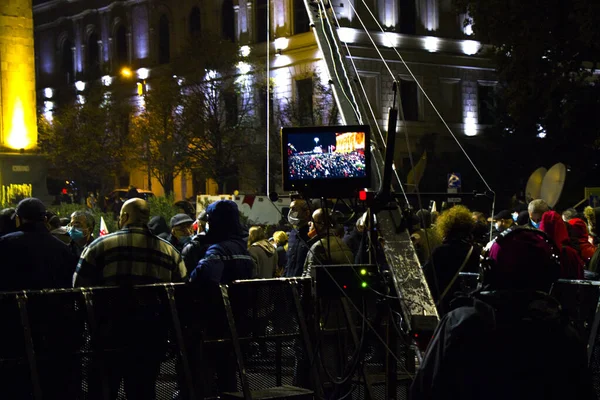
{"left": 0, "top": 0, "right": 38, "bottom": 151}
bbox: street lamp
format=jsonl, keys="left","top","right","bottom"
{"left": 121, "top": 67, "right": 133, "bottom": 78}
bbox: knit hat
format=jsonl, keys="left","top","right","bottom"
{"left": 487, "top": 228, "right": 560, "bottom": 291}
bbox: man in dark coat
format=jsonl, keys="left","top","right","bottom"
{"left": 411, "top": 228, "right": 595, "bottom": 400}
{"left": 0, "top": 197, "right": 76, "bottom": 291}
{"left": 284, "top": 199, "right": 312, "bottom": 277}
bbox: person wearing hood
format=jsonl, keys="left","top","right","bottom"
{"left": 539, "top": 211, "right": 584, "bottom": 279}
{"left": 411, "top": 228, "right": 595, "bottom": 400}
{"left": 248, "top": 226, "right": 278, "bottom": 278}
{"left": 566, "top": 217, "right": 597, "bottom": 263}
{"left": 148, "top": 215, "right": 170, "bottom": 239}
{"left": 189, "top": 200, "right": 254, "bottom": 284}
{"left": 68, "top": 210, "right": 96, "bottom": 259}
{"left": 168, "top": 213, "right": 195, "bottom": 252}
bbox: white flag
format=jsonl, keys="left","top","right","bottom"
{"left": 99, "top": 216, "right": 109, "bottom": 236}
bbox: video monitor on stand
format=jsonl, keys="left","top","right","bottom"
{"left": 281, "top": 125, "right": 371, "bottom": 199}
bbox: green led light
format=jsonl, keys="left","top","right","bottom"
{"left": 360, "top": 269, "right": 367, "bottom": 276}
{"left": 361, "top": 282, "right": 368, "bottom": 288}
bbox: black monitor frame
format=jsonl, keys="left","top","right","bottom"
{"left": 281, "top": 125, "right": 371, "bottom": 198}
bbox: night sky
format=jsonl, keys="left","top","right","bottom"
{"left": 288, "top": 132, "right": 337, "bottom": 152}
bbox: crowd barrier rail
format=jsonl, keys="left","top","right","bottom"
{"left": 0, "top": 278, "right": 318, "bottom": 400}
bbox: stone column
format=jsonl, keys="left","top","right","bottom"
{"left": 0, "top": 0, "right": 38, "bottom": 150}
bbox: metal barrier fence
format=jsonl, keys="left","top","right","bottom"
{"left": 0, "top": 278, "right": 317, "bottom": 400}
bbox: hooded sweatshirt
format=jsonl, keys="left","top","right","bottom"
{"left": 539, "top": 211, "right": 583, "bottom": 279}
{"left": 567, "top": 218, "right": 597, "bottom": 261}
{"left": 249, "top": 239, "right": 278, "bottom": 278}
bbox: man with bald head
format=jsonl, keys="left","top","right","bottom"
{"left": 73, "top": 198, "right": 187, "bottom": 399}
{"left": 74, "top": 197, "right": 187, "bottom": 286}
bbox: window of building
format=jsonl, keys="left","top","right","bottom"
{"left": 399, "top": 0, "right": 417, "bottom": 34}
{"left": 87, "top": 32, "right": 100, "bottom": 78}
{"left": 358, "top": 74, "right": 380, "bottom": 118}
{"left": 158, "top": 15, "right": 170, "bottom": 64}
{"left": 115, "top": 25, "right": 128, "bottom": 69}
{"left": 440, "top": 80, "right": 461, "bottom": 123}
{"left": 400, "top": 79, "right": 419, "bottom": 121}
{"left": 255, "top": 0, "right": 268, "bottom": 43}
{"left": 222, "top": 0, "right": 235, "bottom": 42}
{"left": 61, "top": 38, "right": 74, "bottom": 84}
{"left": 296, "top": 78, "right": 313, "bottom": 124}
{"left": 224, "top": 90, "right": 239, "bottom": 125}
{"left": 478, "top": 84, "right": 495, "bottom": 125}
{"left": 294, "top": 0, "right": 311, "bottom": 34}
{"left": 189, "top": 7, "right": 201, "bottom": 37}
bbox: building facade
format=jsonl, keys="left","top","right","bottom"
{"left": 33, "top": 0, "right": 496, "bottom": 196}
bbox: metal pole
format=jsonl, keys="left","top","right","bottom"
{"left": 266, "top": 0, "right": 271, "bottom": 195}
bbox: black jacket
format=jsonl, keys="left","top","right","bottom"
{"left": 284, "top": 225, "right": 310, "bottom": 277}
{"left": 423, "top": 239, "right": 481, "bottom": 315}
{"left": 0, "top": 222, "right": 77, "bottom": 291}
{"left": 411, "top": 290, "right": 595, "bottom": 400}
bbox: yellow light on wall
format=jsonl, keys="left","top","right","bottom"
{"left": 7, "top": 98, "right": 31, "bottom": 150}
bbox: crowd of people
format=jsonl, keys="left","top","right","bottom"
{"left": 1, "top": 192, "right": 599, "bottom": 398}
{"left": 409, "top": 199, "right": 600, "bottom": 399}
{"left": 288, "top": 151, "right": 366, "bottom": 180}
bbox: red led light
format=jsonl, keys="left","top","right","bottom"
{"left": 359, "top": 190, "right": 367, "bottom": 201}
{"left": 343, "top": 285, "right": 347, "bottom": 289}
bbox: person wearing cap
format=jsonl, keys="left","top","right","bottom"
{"left": 189, "top": 200, "right": 254, "bottom": 284}
{"left": 489, "top": 209, "right": 515, "bottom": 239}
{"left": 411, "top": 228, "right": 595, "bottom": 400}
{"left": 168, "top": 213, "right": 195, "bottom": 252}
{"left": 0, "top": 197, "right": 77, "bottom": 291}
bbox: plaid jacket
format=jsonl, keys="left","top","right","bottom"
{"left": 73, "top": 226, "right": 187, "bottom": 287}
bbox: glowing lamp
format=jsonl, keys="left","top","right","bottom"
{"left": 75, "top": 81, "right": 86, "bottom": 91}
{"left": 461, "top": 40, "right": 480, "bottom": 56}
{"left": 274, "top": 37, "right": 289, "bottom": 51}
{"left": 361, "top": 282, "right": 368, "bottom": 288}
{"left": 44, "top": 88, "right": 53, "bottom": 99}
{"left": 137, "top": 68, "right": 149, "bottom": 80}
{"left": 101, "top": 75, "right": 112, "bottom": 86}
{"left": 239, "top": 45, "right": 251, "bottom": 57}
{"left": 359, "top": 190, "right": 367, "bottom": 201}
{"left": 121, "top": 67, "right": 133, "bottom": 78}
{"left": 237, "top": 61, "right": 251, "bottom": 75}
{"left": 424, "top": 36, "right": 440, "bottom": 53}
{"left": 360, "top": 269, "right": 367, "bottom": 276}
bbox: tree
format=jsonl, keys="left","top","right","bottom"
{"left": 130, "top": 74, "right": 191, "bottom": 196}
{"left": 454, "top": 0, "right": 600, "bottom": 179}
{"left": 39, "top": 83, "right": 133, "bottom": 193}
{"left": 173, "top": 33, "right": 260, "bottom": 194}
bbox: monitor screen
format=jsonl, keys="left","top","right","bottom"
{"left": 281, "top": 125, "right": 371, "bottom": 196}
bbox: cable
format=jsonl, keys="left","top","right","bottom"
{"left": 314, "top": 0, "right": 362, "bottom": 125}
{"left": 355, "top": 0, "right": 494, "bottom": 194}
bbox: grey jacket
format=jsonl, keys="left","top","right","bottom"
{"left": 303, "top": 234, "right": 355, "bottom": 277}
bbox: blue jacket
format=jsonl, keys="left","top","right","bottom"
{"left": 189, "top": 236, "right": 254, "bottom": 284}
{"left": 284, "top": 224, "right": 310, "bottom": 277}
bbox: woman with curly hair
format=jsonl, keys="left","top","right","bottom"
{"left": 423, "top": 205, "right": 481, "bottom": 315}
